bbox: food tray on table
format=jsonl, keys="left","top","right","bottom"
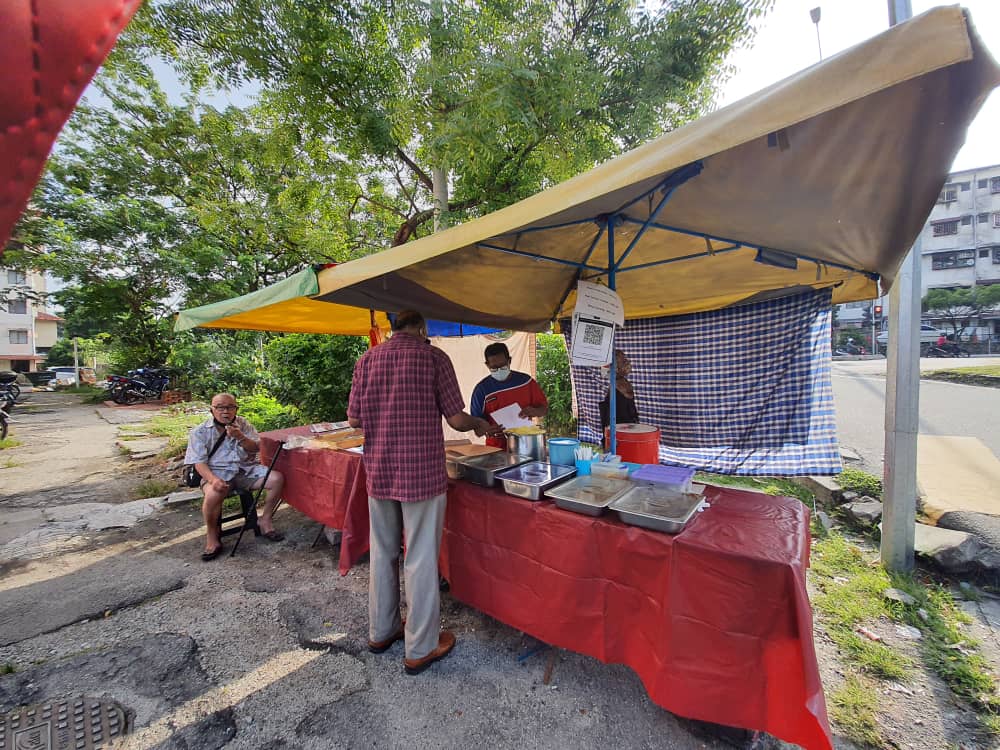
{"left": 494, "top": 461, "right": 576, "bottom": 501}
{"left": 456, "top": 451, "right": 534, "bottom": 487}
{"left": 609, "top": 483, "right": 707, "bottom": 534}
{"left": 544, "top": 475, "right": 633, "bottom": 516}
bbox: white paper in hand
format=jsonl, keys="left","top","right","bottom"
{"left": 490, "top": 402, "right": 533, "bottom": 429}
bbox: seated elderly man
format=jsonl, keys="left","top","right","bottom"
{"left": 185, "top": 392, "right": 285, "bottom": 560}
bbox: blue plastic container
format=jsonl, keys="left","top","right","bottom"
{"left": 575, "top": 458, "right": 593, "bottom": 476}
{"left": 548, "top": 437, "right": 581, "bottom": 467}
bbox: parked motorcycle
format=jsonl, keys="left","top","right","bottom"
{"left": 835, "top": 341, "right": 867, "bottom": 356}
{"left": 108, "top": 367, "right": 171, "bottom": 404}
{"left": 0, "top": 390, "right": 15, "bottom": 440}
{"left": 927, "top": 342, "right": 971, "bottom": 358}
{"left": 0, "top": 371, "right": 20, "bottom": 400}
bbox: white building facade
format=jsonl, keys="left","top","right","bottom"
{"left": 835, "top": 162, "right": 1000, "bottom": 345}
{"left": 1, "top": 265, "right": 62, "bottom": 372}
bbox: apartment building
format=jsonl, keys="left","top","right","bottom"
{"left": 836, "top": 162, "right": 1000, "bottom": 342}
{"left": 1, "top": 266, "right": 63, "bottom": 372}
{"left": 921, "top": 163, "right": 1000, "bottom": 340}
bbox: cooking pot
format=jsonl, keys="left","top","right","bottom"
{"left": 505, "top": 430, "right": 547, "bottom": 461}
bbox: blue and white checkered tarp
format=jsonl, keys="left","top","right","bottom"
{"left": 564, "top": 288, "right": 841, "bottom": 475}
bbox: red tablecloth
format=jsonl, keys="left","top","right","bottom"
{"left": 257, "top": 432, "right": 831, "bottom": 748}
{"left": 260, "top": 428, "right": 370, "bottom": 574}
{"left": 440, "top": 482, "right": 831, "bottom": 750}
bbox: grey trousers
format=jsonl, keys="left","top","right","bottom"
{"left": 368, "top": 493, "right": 446, "bottom": 660}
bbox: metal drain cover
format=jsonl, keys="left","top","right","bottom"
{"left": 0, "top": 696, "right": 127, "bottom": 749}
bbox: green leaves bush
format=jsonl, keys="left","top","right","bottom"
{"left": 238, "top": 393, "right": 304, "bottom": 432}
{"left": 536, "top": 333, "right": 576, "bottom": 438}
{"left": 264, "top": 334, "right": 366, "bottom": 422}
{"left": 837, "top": 468, "right": 883, "bottom": 499}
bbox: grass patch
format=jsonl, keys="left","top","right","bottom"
{"left": 810, "top": 534, "right": 1000, "bottom": 737}
{"left": 0, "top": 437, "right": 22, "bottom": 450}
{"left": 132, "top": 478, "right": 179, "bottom": 499}
{"left": 829, "top": 673, "right": 883, "bottom": 748}
{"left": 836, "top": 468, "right": 883, "bottom": 499}
{"left": 135, "top": 404, "right": 209, "bottom": 458}
{"left": 1, "top": 458, "right": 20, "bottom": 469}
{"left": 929, "top": 365, "right": 1000, "bottom": 377}
{"left": 694, "top": 472, "right": 815, "bottom": 507}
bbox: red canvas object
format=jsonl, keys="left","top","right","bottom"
{"left": 259, "top": 427, "right": 372, "bottom": 575}
{"left": 257, "top": 428, "right": 831, "bottom": 748}
{"left": 0, "top": 0, "right": 141, "bottom": 250}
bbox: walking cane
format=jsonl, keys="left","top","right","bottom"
{"left": 230, "top": 440, "right": 285, "bottom": 557}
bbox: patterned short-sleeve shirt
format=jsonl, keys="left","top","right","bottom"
{"left": 347, "top": 332, "right": 465, "bottom": 502}
{"left": 184, "top": 415, "right": 260, "bottom": 481}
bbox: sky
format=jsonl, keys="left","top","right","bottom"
{"left": 717, "top": 0, "right": 1000, "bottom": 172}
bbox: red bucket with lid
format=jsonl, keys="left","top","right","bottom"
{"left": 604, "top": 423, "right": 660, "bottom": 464}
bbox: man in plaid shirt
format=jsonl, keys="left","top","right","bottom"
{"left": 348, "top": 310, "right": 499, "bottom": 675}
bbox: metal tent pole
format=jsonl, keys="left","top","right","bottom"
{"left": 608, "top": 219, "right": 617, "bottom": 455}
{"left": 882, "top": 0, "right": 918, "bottom": 573}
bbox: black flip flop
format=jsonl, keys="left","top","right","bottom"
{"left": 260, "top": 530, "right": 285, "bottom": 542}
{"left": 201, "top": 545, "right": 223, "bottom": 561}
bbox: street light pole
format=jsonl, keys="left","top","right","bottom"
{"left": 810, "top": 7, "right": 823, "bottom": 60}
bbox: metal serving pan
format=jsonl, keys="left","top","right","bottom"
{"left": 456, "top": 452, "right": 534, "bottom": 487}
{"left": 494, "top": 461, "right": 576, "bottom": 501}
{"left": 609, "top": 484, "right": 706, "bottom": 534}
{"left": 544, "top": 475, "right": 633, "bottom": 516}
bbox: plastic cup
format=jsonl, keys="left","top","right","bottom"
{"left": 575, "top": 458, "right": 593, "bottom": 476}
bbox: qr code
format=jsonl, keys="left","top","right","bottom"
{"left": 582, "top": 323, "right": 605, "bottom": 346}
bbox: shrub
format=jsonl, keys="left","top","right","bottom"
{"left": 264, "top": 334, "right": 366, "bottom": 422}
{"left": 536, "top": 333, "right": 576, "bottom": 437}
{"left": 838, "top": 468, "right": 883, "bottom": 499}
{"left": 238, "top": 392, "right": 305, "bottom": 431}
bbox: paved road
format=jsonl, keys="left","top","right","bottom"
{"left": 831, "top": 356, "right": 1000, "bottom": 474}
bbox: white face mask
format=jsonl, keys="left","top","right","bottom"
{"left": 490, "top": 367, "right": 511, "bottom": 381}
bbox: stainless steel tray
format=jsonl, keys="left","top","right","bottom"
{"left": 494, "top": 461, "right": 576, "bottom": 501}
{"left": 457, "top": 452, "right": 534, "bottom": 487}
{"left": 609, "top": 484, "right": 706, "bottom": 533}
{"left": 544, "top": 475, "right": 633, "bottom": 516}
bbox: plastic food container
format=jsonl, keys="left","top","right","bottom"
{"left": 630, "top": 464, "right": 696, "bottom": 493}
{"left": 591, "top": 462, "right": 629, "bottom": 479}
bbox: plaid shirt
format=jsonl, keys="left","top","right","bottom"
{"left": 347, "top": 332, "right": 465, "bottom": 502}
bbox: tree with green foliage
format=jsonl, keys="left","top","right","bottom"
{"left": 125, "top": 0, "right": 771, "bottom": 243}
{"left": 923, "top": 286, "right": 1000, "bottom": 338}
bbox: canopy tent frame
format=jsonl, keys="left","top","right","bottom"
{"left": 467, "top": 159, "right": 880, "bottom": 452}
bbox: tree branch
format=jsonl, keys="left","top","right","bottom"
{"left": 395, "top": 147, "right": 434, "bottom": 192}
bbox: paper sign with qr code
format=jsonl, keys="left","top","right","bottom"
{"left": 570, "top": 313, "right": 614, "bottom": 366}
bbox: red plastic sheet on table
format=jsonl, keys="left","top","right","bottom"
{"left": 259, "top": 428, "right": 370, "bottom": 575}
{"left": 1, "top": 0, "right": 142, "bottom": 248}
{"left": 440, "top": 482, "right": 832, "bottom": 750}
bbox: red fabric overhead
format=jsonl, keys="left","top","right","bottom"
{"left": 0, "top": 0, "right": 141, "bottom": 249}
{"left": 258, "top": 429, "right": 831, "bottom": 748}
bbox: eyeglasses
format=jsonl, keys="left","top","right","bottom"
{"left": 212, "top": 404, "right": 238, "bottom": 411}
{"left": 487, "top": 363, "right": 510, "bottom": 372}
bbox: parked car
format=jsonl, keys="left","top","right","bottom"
{"left": 48, "top": 366, "right": 98, "bottom": 386}
{"left": 875, "top": 324, "right": 946, "bottom": 349}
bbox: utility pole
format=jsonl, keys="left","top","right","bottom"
{"left": 73, "top": 337, "right": 80, "bottom": 390}
{"left": 882, "top": 0, "right": 919, "bottom": 573}
{"left": 810, "top": 7, "right": 823, "bottom": 60}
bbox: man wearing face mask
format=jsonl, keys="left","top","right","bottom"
{"left": 185, "top": 393, "right": 285, "bottom": 560}
{"left": 471, "top": 342, "right": 549, "bottom": 450}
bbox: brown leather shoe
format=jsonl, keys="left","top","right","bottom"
{"left": 367, "top": 625, "right": 404, "bottom": 654}
{"left": 404, "top": 631, "right": 456, "bottom": 675}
